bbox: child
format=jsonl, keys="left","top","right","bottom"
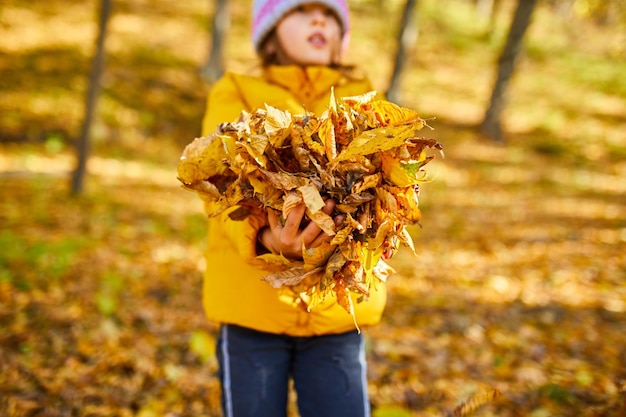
{"left": 199, "top": 1, "right": 387, "bottom": 416}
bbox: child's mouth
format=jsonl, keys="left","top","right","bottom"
{"left": 308, "top": 32, "right": 327, "bottom": 47}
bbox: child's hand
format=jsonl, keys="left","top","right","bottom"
{"left": 259, "top": 199, "right": 341, "bottom": 260}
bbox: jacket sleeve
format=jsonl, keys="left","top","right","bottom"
{"left": 201, "top": 73, "right": 251, "bottom": 136}
{"left": 209, "top": 205, "right": 269, "bottom": 266}
{"left": 201, "top": 74, "right": 269, "bottom": 266}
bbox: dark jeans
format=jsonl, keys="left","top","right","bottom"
{"left": 216, "top": 324, "right": 371, "bottom": 417}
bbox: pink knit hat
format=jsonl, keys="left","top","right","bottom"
{"left": 252, "top": 0, "right": 351, "bottom": 53}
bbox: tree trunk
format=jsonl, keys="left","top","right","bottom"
{"left": 480, "top": 0, "right": 536, "bottom": 142}
{"left": 387, "top": 0, "right": 419, "bottom": 104}
{"left": 71, "top": 0, "right": 112, "bottom": 195}
{"left": 201, "top": 0, "right": 229, "bottom": 84}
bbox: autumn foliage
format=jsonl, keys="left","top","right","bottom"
{"left": 177, "top": 91, "right": 442, "bottom": 317}
{"left": 2, "top": 1, "right": 625, "bottom": 416}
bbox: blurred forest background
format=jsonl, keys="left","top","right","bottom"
{"left": 1, "top": 0, "right": 625, "bottom": 416}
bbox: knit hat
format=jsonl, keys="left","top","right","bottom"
{"left": 252, "top": 0, "right": 351, "bottom": 53}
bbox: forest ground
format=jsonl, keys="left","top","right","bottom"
{"left": 1, "top": 0, "right": 625, "bottom": 416}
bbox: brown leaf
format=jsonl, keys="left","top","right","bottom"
{"left": 453, "top": 388, "right": 501, "bottom": 417}
{"left": 263, "top": 266, "right": 323, "bottom": 289}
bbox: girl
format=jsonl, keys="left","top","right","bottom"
{"left": 199, "top": 1, "right": 387, "bottom": 416}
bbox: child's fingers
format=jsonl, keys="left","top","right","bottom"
{"left": 301, "top": 220, "right": 323, "bottom": 244}
{"left": 309, "top": 229, "right": 332, "bottom": 248}
{"left": 322, "top": 199, "right": 336, "bottom": 214}
{"left": 267, "top": 209, "right": 280, "bottom": 229}
{"left": 301, "top": 199, "right": 339, "bottom": 245}
{"left": 282, "top": 204, "right": 306, "bottom": 240}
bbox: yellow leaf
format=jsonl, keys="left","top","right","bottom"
{"left": 302, "top": 241, "right": 336, "bottom": 269}
{"left": 180, "top": 180, "right": 220, "bottom": 201}
{"left": 220, "top": 133, "right": 238, "bottom": 159}
{"left": 351, "top": 173, "right": 382, "bottom": 194}
{"left": 236, "top": 134, "right": 268, "bottom": 168}
{"left": 189, "top": 330, "right": 215, "bottom": 363}
{"left": 341, "top": 91, "right": 377, "bottom": 106}
{"left": 372, "top": 260, "right": 395, "bottom": 282}
{"left": 177, "top": 133, "right": 229, "bottom": 184}
{"left": 375, "top": 187, "right": 399, "bottom": 219}
{"left": 331, "top": 224, "right": 355, "bottom": 245}
{"left": 341, "top": 238, "right": 364, "bottom": 262}
{"left": 335, "top": 203, "right": 358, "bottom": 214}
{"left": 381, "top": 153, "right": 424, "bottom": 186}
{"left": 255, "top": 252, "right": 292, "bottom": 268}
{"left": 290, "top": 127, "right": 312, "bottom": 170}
{"left": 335, "top": 155, "right": 375, "bottom": 176}
{"left": 259, "top": 169, "right": 309, "bottom": 190}
{"left": 264, "top": 104, "right": 292, "bottom": 147}
{"left": 333, "top": 124, "right": 418, "bottom": 163}
{"left": 396, "top": 186, "right": 421, "bottom": 223}
{"left": 263, "top": 266, "right": 323, "bottom": 289}
{"left": 453, "top": 388, "right": 501, "bottom": 417}
{"left": 370, "top": 100, "right": 424, "bottom": 127}
{"left": 298, "top": 184, "right": 325, "bottom": 213}
{"left": 328, "top": 87, "right": 338, "bottom": 113}
{"left": 397, "top": 226, "right": 417, "bottom": 255}
{"left": 334, "top": 278, "right": 360, "bottom": 332}
{"left": 324, "top": 250, "right": 347, "bottom": 280}
{"left": 368, "top": 219, "right": 392, "bottom": 250}
{"left": 250, "top": 175, "right": 284, "bottom": 210}
{"left": 320, "top": 118, "right": 337, "bottom": 161}
{"left": 306, "top": 208, "right": 336, "bottom": 236}
{"left": 345, "top": 212, "right": 366, "bottom": 233}
{"left": 282, "top": 191, "right": 303, "bottom": 219}
{"left": 342, "top": 192, "right": 376, "bottom": 210}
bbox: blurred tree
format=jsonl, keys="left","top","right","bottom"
{"left": 475, "top": 0, "right": 495, "bottom": 23}
{"left": 387, "top": 0, "right": 419, "bottom": 104}
{"left": 572, "top": 0, "right": 625, "bottom": 25}
{"left": 71, "top": 0, "right": 111, "bottom": 195}
{"left": 480, "top": 0, "right": 537, "bottom": 142}
{"left": 475, "top": 0, "right": 502, "bottom": 34}
{"left": 201, "top": 0, "right": 229, "bottom": 84}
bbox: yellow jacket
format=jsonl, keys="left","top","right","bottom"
{"left": 200, "top": 65, "right": 387, "bottom": 336}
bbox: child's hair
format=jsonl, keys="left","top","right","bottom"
{"left": 252, "top": 0, "right": 351, "bottom": 54}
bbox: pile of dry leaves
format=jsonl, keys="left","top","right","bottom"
{"left": 177, "top": 91, "right": 442, "bottom": 317}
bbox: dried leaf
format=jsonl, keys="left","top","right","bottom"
{"left": 177, "top": 133, "right": 230, "bottom": 184}
{"left": 302, "top": 241, "right": 337, "bottom": 269}
{"left": 282, "top": 191, "right": 303, "bottom": 219}
{"left": 264, "top": 104, "right": 292, "bottom": 148}
{"left": 177, "top": 91, "right": 443, "bottom": 321}
{"left": 298, "top": 184, "right": 325, "bottom": 213}
{"left": 453, "top": 389, "right": 501, "bottom": 417}
{"left": 263, "top": 266, "right": 322, "bottom": 289}
{"left": 331, "top": 225, "right": 355, "bottom": 246}
{"left": 307, "top": 208, "right": 336, "bottom": 236}
{"left": 320, "top": 118, "right": 337, "bottom": 161}
{"left": 333, "top": 124, "right": 420, "bottom": 163}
